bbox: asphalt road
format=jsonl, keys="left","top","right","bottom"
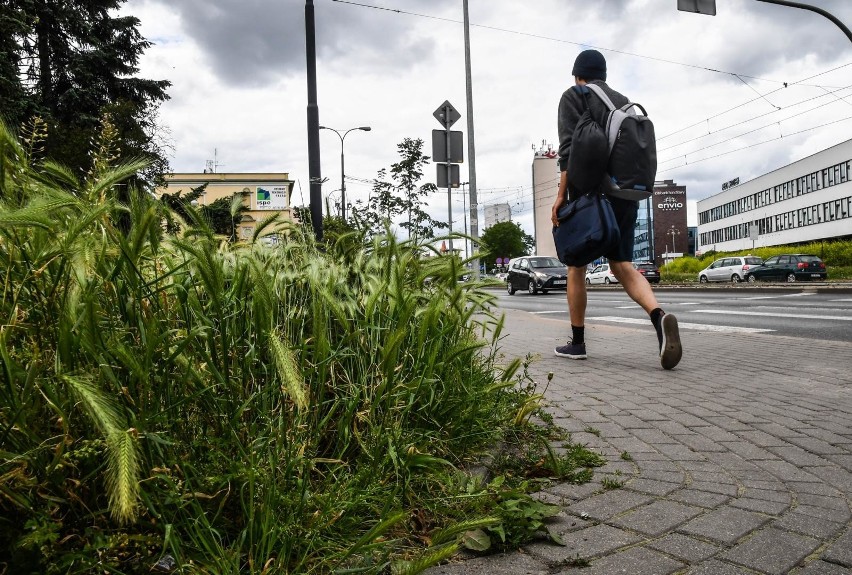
{"left": 491, "top": 285, "right": 852, "bottom": 343}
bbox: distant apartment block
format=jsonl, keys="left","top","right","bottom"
{"left": 484, "top": 203, "right": 512, "bottom": 229}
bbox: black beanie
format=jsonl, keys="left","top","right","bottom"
{"left": 572, "top": 49, "right": 607, "bottom": 81}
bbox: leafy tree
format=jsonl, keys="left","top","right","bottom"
{"left": 0, "top": 0, "right": 171, "bottom": 183}
{"left": 159, "top": 183, "right": 207, "bottom": 234}
{"left": 352, "top": 138, "right": 447, "bottom": 239}
{"left": 479, "top": 221, "right": 534, "bottom": 270}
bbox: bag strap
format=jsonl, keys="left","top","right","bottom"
{"left": 584, "top": 83, "right": 616, "bottom": 111}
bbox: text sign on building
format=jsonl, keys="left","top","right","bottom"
{"left": 256, "top": 186, "right": 288, "bottom": 210}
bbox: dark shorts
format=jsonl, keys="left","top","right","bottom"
{"left": 604, "top": 197, "right": 638, "bottom": 262}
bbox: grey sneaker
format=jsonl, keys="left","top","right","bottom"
{"left": 555, "top": 341, "right": 587, "bottom": 359}
{"left": 660, "top": 313, "right": 682, "bottom": 370}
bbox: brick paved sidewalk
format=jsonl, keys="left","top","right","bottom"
{"left": 427, "top": 309, "right": 852, "bottom": 575}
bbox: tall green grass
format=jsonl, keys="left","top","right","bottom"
{"left": 0, "top": 120, "right": 597, "bottom": 573}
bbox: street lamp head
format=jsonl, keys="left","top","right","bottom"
{"left": 359, "top": 126, "right": 371, "bottom": 132}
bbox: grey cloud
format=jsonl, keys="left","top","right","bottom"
{"left": 159, "top": 0, "right": 455, "bottom": 86}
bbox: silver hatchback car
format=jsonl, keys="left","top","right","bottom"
{"left": 698, "top": 256, "right": 764, "bottom": 283}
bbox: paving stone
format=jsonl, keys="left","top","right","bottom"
{"left": 797, "top": 559, "right": 852, "bottom": 574}
{"left": 647, "top": 532, "right": 721, "bottom": 563}
{"left": 545, "top": 481, "right": 601, "bottom": 501}
{"left": 810, "top": 466, "right": 852, "bottom": 493}
{"left": 626, "top": 478, "right": 682, "bottom": 496}
{"left": 719, "top": 440, "right": 780, "bottom": 461}
{"left": 821, "top": 530, "right": 852, "bottom": 568}
{"left": 693, "top": 427, "right": 743, "bottom": 443}
{"left": 606, "top": 436, "right": 658, "bottom": 454}
{"left": 668, "top": 489, "right": 732, "bottom": 509}
{"left": 755, "top": 460, "right": 821, "bottom": 482}
{"left": 654, "top": 442, "right": 711, "bottom": 461}
{"left": 545, "top": 511, "right": 594, "bottom": 535}
{"left": 655, "top": 420, "right": 699, "bottom": 436}
{"left": 787, "top": 436, "right": 848, "bottom": 454}
{"left": 736, "top": 430, "right": 791, "bottom": 447}
{"left": 611, "top": 500, "right": 704, "bottom": 537}
{"left": 563, "top": 545, "right": 685, "bottom": 575}
{"left": 678, "top": 434, "right": 728, "bottom": 453}
{"left": 424, "top": 552, "right": 548, "bottom": 575}
{"left": 721, "top": 528, "right": 820, "bottom": 575}
{"left": 639, "top": 469, "right": 687, "bottom": 484}
{"left": 688, "top": 481, "right": 740, "bottom": 497}
{"left": 793, "top": 504, "right": 851, "bottom": 524}
{"left": 684, "top": 559, "right": 755, "bottom": 574}
{"left": 569, "top": 490, "right": 653, "bottom": 522}
{"left": 773, "top": 511, "right": 845, "bottom": 539}
{"left": 703, "top": 416, "right": 754, "bottom": 432}
{"left": 679, "top": 507, "right": 771, "bottom": 545}
{"left": 523, "top": 524, "right": 642, "bottom": 565}
{"left": 767, "top": 445, "right": 832, "bottom": 467}
{"left": 632, "top": 428, "right": 681, "bottom": 445}
{"left": 729, "top": 497, "right": 789, "bottom": 515}
{"left": 739, "top": 487, "right": 791, "bottom": 503}
{"left": 796, "top": 493, "right": 850, "bottom": 511}
{"left": 752, "top": 422, "right": 809, "bottom": 438}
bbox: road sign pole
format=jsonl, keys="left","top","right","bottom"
{"left": 444, "top": 104, "right": 454, "bottom": 254}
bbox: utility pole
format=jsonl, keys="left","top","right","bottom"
{"left": 305, "top": 0, "right": 323, "bottom": 241}
{"left": 462, "top": 0, "right": 480, "bottom": 277}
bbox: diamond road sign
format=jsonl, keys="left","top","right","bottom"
{"left": 433, "top": 100, "right": 461, "bottom": 128}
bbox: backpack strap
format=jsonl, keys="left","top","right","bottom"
{"left": 584, "top": 83, "right": 616, "bottom": 111}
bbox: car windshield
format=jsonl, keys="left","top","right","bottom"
{"left": 744, "top": 257, "right": 763, "bottom": 265}
{"left": 529, "top": 257, "right": 563, "bottom": 268}
{"left": 798, "top": 255, "right": 821, "bottom": 263}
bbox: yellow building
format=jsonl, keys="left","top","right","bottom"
{"left": 158, "top": 172, "right": 296, "bottom": 239}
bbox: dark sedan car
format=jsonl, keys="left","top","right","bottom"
{"left": 744, "top": 254, "right": 827, "bottom": 283}
{"left": 633, "top": 261, "right": 661, "bottom": 284}
{"left": 506, "top": 256, "right": 567, "bottom": 295}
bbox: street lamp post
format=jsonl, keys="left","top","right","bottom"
{"left": 668, "top": 226, "right": 682, "bottom": 256}
{"left": 319, "top": 126, "right": 371, "bottom": 220}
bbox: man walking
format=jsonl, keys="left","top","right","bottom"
{"left": 551, "top": 49, "right": 682, "bottom": 370}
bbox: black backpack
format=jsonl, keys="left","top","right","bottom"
{"left": 585, "top": 83, "right": 657, "bottom": 201}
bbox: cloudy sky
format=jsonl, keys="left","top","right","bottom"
{"left": 124, "top": 0, "right": 852, "bottom": 238}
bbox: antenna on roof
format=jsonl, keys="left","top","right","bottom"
{"left": 204, "top": 148, "right": 224, "bottom": 173}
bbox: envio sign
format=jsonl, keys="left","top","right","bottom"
{"left": 658, "top": 196, "right": 684, "bottom": 211}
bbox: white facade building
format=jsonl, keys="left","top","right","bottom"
{"left": 697, "top": 139, "right": 852, "bottom": 253}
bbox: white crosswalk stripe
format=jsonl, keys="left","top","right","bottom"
{"left": 587, "top": 316, "right": 774, "bottom": 333}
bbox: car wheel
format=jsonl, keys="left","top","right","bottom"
{"left": 731, "top": 274, "right": 741, "bottom": 283}
{"left": 604, "top": 277, "right": 611, "bottom": 284}
{"left": 585, "top": 278, "right": 591, "bottom": 285}
{"left": 528, "top": 280, "right": 537, "bottom": 294}
{"left": 699, "top": 275, "right": 708, "bottom": 284}
{"left": 786, "top": 273, "right": 796, "bottom": 283}
{"left": 747, "top": 274, "right": 756, "bottom": 283}
{"left": 507, "top": 281, "right": 515, "bottom": 295}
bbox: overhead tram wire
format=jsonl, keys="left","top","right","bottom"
{"left": 658, "top": 86, "right": 852, "bottom": 163}
{"left": 658, "top": 115, "right": 852, "bottom": 175}
{"left": 333, "top": 0, "right": 851, "bottom": 169}
{"left": 658, "top": 61, "right": 852, "bottom": 141}
{"left": 657, "top": 84, "right": 852, "bottom": 154}
{"left": 331, "top": 0, "right": 796, "bottom": 84}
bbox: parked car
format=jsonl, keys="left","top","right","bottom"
{"left": 698, "top": 255, "right": 764, "bottom": 283}
{"left": 506, "top": 256, "right": 567, "bottom": 295}
{"left": 632, "top": 261, "right": 661, "bottom": 284}
{"left": 585, "top": 263, "right": 619, "bottom": 285}
{"left": 744, "top": 254, "right": 827, "bottom": 283}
